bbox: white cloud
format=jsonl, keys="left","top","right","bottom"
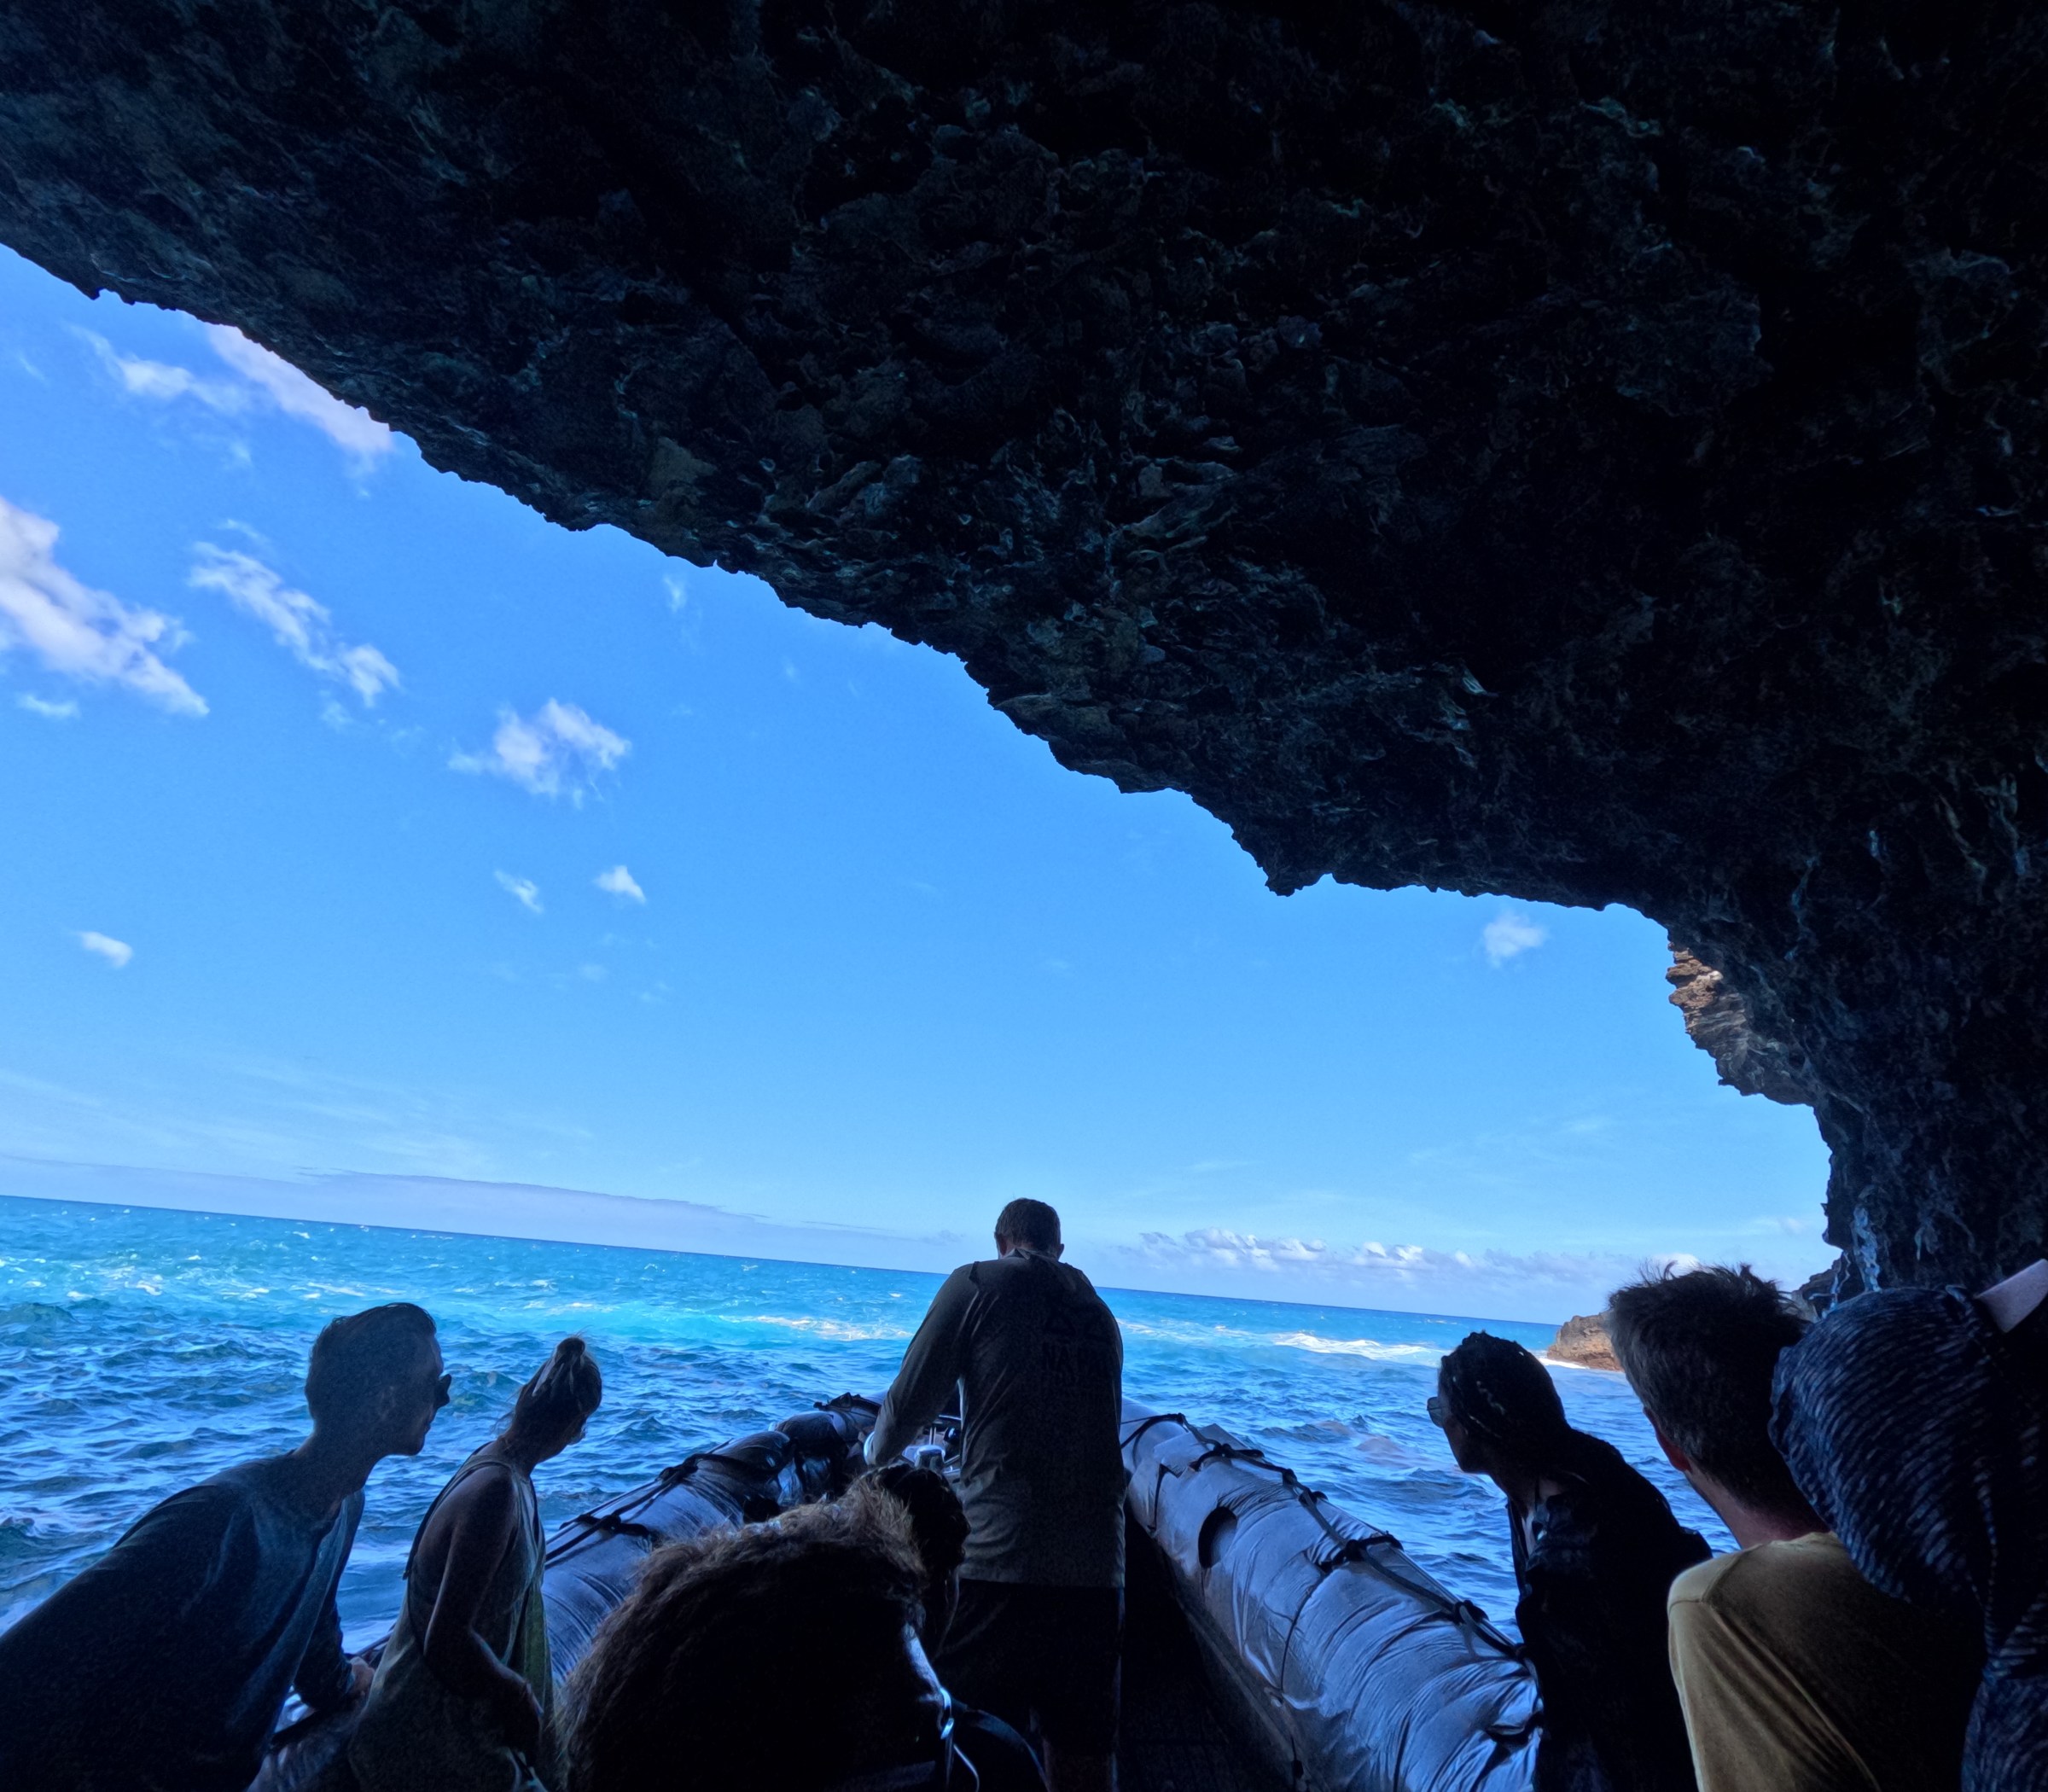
{"left": 1482, "top": 909, "right": 1548, "bottom": 966}
{"left": 451, "top": 700, "right": 631, "bottom": 801}
{"left": 1112, "top": 1225, "right": 1710, "bottom": 1315}
{"left": 76, "top": 931, "right": 133, "bottom": 969}
{"left": 188, "top": 544, "right": 399, "bottom": 707}
{"left": 202, "top": 328, "right": 392, "bottom": 463}
{"left": 78, "top": 326, "right": 393, "bottom": 467}
{"left": 17, "top": 694, "right": 79, "bottom": 719}
{"left": 595, "top": 864, "right": 646, "bottom": 904}
{"left": 495, "top": 871, "right": 544, "bottom": 915}
{"left": 0, "top": 497, "right": 207, "bottom": 715}
{"left": 662, "top": 573, "right": 687, "bottom": 612}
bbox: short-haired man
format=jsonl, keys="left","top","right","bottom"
{"left": 1607, "top": 1265, "right": 1978, "bottom": 1792}
{"left": 867, "top": 1199, "right": 1126, "bottom": 1792}
{"left": 0, "top": 1302, "right": 449, "bottom": 1791}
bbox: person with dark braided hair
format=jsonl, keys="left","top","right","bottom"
{"left": 348, "top": 1335, "right": 603, "bottom": 1792}
{"left": 1432, "top": 1331, "right": 1709, "bottom": 1792}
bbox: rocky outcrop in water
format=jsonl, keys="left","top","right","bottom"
{"left": 1546, "top": 1315, "right": 1621, "bottom": 1375}
{"left": 1, "top": 2, "right": 2044, "bottom": 1286}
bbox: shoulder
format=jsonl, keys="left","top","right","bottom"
{"left": 126, "top": 1463, "right": 271, "bottom": 1543}
{"left": 441, "top": 1457, "right": 523, "bottom": 1521}
{"left": 1668, "top": 1547, "right": 1746, "bottom": 1609}
{"left": 1680, "top": 1533, "right": 1876, "bottom": 1615}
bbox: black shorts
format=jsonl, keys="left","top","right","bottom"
{"left": 939, "top": 1580, "right": 1123, "bottom": 1757}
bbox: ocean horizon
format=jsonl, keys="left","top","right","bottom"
{"left": 0, "top": 1194, "right": 1731, "bottom": 1647}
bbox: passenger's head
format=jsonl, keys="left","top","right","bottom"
{"left": 1434, "top": 1331, "right": 1574, "bottom": 1479}
{"left": 864, "top": 1463, "right": 969, "bottom": 1649}
{"left": 994, "top": 1197, "right": 1062, "bottom": 1259}
{"left": 506, "top": 1335, "right": 603, "bottom": 1461}
{"left": 1773, "top": 1283, "right": 2045, "bottom": 1627}
{"left": 1607, "top": 1264, "right": 1815, "bottom": 1527}
{"left": 305, "top": 1302, "right": 444, "bottom": 1457}
{"left": 561, "top": 1504, "right": 946, "bottom": 1792}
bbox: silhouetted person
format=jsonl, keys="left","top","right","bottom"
{"left": 349, "top": 1335, "right": 603, "bottom": 1792}
{"left": 1432, "top": 1330, "right": 1708, "bottom": 1792}
{"left": 1609, "top": 1265, "right": 1977, "bottom": 1792}
{"left": 0, "top": 1302, "right": 448, "bottom": 1792}
{"left": 866, "top": 1198, "right": 1126, "bottom": 1792}
{"left": 1772, "top": 1259, "right": 2048, "bottom": 1791}
{"left": 866, "top": 1463, "right": 1048, "bottom": 1791}
{"left": 557, "top": 1503, "right": 957, "bottom": 1792}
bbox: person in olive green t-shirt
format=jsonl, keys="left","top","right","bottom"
{"left": 1667, "top": 1530, "right": 1978, "bottom": 1792}
{"left": 1608, "top": 1265, "right": 1975, "bottom": 1792}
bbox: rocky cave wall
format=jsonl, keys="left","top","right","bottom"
{"left": 3, "top": 1, "right": 2045, "bottom": 1287}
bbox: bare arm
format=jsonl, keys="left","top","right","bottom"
{"left": 417, "top": 1467, "right": 542, "bottom": 1754}
{"left": 869, "top": 1268, "right": 974, "bottom": 1463}
{"left": 293, "top": 1493, "right": 364, "bottom": 1711}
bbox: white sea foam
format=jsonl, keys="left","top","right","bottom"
{"left": 1269, "top": 1330, "right": 1438, "bottom": 1362}
{"left": 724, "top": 1312, "right": 912, "bottom": 1342}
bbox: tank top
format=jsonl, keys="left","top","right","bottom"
{"left": 347, "top": 1454, "right": 552, "bottom": 1792}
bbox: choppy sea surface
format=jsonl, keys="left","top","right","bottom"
{"left": 0, "top": 1196, "right": 1729, "bottom": 1645}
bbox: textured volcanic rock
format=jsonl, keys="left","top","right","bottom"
{"left": 2, "top": 2, "right": 2045, "bottom": 1285}
{"left": 1546, "top": 1313, "right": 1620, "bottom": 1375}
{"left": 1666, "top": 945, "right": 1812, "bottom": 1108}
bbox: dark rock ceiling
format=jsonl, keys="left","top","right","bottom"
{"left": 3, "top": 0, "right": 2045, "bottom": 1287}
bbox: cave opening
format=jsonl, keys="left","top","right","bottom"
{"left": 2, "top": 0, "right": 2041, "bottom": 1300}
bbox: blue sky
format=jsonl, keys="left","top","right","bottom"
{"left": 0, "top": 246, "right": 1831, "bottom": 1321}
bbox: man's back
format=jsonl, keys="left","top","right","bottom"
{"left": 0, "top": 1457, "right": 362, "bottom": 1792}
{"left": 872, "top": 1248, "right": 1125, "bottom": 1585}
{"left": 1668, "top": 1531, "right": 1979, "bottom": 1792}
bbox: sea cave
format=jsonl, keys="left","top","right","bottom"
{"left": 3, "top": 0, "right": 2044, "bottom": 1292}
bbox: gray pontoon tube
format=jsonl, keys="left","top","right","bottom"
{"left": 1123, "top": 1401, "right": 1537, "bottom": 1792}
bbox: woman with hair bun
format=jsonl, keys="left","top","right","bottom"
{"left": 349, "top": 1336, "right": 603, "bottom": 1792}
{"left": 1432, "top": 1331, "right": 1708, "bottom": 1792}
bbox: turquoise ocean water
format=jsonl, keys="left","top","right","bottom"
{"left": 0, "top": 1196, "right": 1729, "bottom": 1645}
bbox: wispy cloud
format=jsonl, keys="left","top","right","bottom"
{"left": 495, "top": 871, "right": 544, "bottom": 915}
{"left": 1482, "top": 909, "right": 1548, "bottom": 966}
{"left": 203, "top": 329, "right": 392, "bottom": 463}
{"left": 451, "top": 700, "right": 630, "bottom": 801}
{"left": 1113, "top": 1225, "right": 1706, "bottom": 1315}
{"left": 79, "top": 326, "right": 392, "bottom": 467}
{"left": 188, "top": 544, "right": 399, "bottom": 707}
{"left": 0, "top": 497, "right": 207, "bottom": 715}
{"left": 595, "top": 864, "right": 646, "bottom": 905}
{"left": 17, "top": 693, "right": 79, "bottom": 719}
{"left": 662, "top": 573, "right": 687, "bottom": 613}
{"left": 76, "top": 931, "right": 133, "bottom": 969}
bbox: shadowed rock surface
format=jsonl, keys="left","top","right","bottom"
{"left": 2, "top": 1, "right": 2045, "bottom": 1285}
{"left": 1666, "top": 946, "right": 1812, "bottom": 1109}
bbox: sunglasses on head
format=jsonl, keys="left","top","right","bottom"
{"left": 1426, "top": 1394, "right": 1448, "bottom": 1428}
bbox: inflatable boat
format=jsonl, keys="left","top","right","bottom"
{"left": 254, "top": 1394, "right": 1538, "bottom": 1792}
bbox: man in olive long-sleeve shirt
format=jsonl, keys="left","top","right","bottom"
{"left": 867, "top": 1199, "right": 1126, "bottom": 1792}
{"left": 0, "top": 1302, "right": 451, "bottom": 1792}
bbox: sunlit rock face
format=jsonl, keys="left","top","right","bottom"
{"left": 3, "top": 3, "right": 2044, "bottom": 1286}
